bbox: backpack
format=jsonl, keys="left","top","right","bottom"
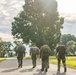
{"left": 57, "top": 45, "right": 66, "bottom": 55}
{"left": 17, "top": 45, "right": 25, "bottom": 53}
{"left": 41, "top": 45, "right": 50, "bottom": 56}
{"left": 31, "top": 47, "right": 39, "bottom": 55}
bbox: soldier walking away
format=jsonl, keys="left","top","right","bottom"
{"left": 40, "top": 44, "right": 51, "bottom": 72}
{"left": 30, "top": 43, "right": 39, "bottom": 68}
{"left": 56, "top": 43, "right": 67, "bottom": 72}
{"left": 16, "top": 43, "right": 26, "bottom": 68}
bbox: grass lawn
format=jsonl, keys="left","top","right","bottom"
{"left": 0, "top": 58, "right": 6, "bottom": 62}
{"left": 25, "top": 56, "right": 31, "bottom": 59}
{"left": 49, "top": 56, "right": 76, "bottom": 69}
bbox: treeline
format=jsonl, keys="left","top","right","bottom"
{"left": 61, "top": 34, "right": 76, "bottom": 55}
{"left": 0, "top": 34, "right": 76, "bottom": 57}
{"left": 0, "top": 37, "right": 13, "bottom": 57}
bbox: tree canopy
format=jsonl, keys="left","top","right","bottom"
{"left": 61, "top": 34, "right": 76, "bottom": 45}
{"left": 0, "top": 37, "right": 13, "bottom": 57}
{"left": 67, "top": 40, "right": 76, "bottom": 55}
{"left": 12, "top": 0, "right": 64, "bottom": 49}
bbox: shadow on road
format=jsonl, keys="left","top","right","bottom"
{"left": 33, "top": 71, "right": 47, "bottom": 75}
{"left": 53, "top": 71, "right": 66, "bottom": 75}
{"left": 2, "top": 68, "right": 18, "bottom": 73}
{"left": 20, "top": 68, "right": 34, "bottom": 72}
{"left": 33, "top": 69, "right": 47, "bottom": 75}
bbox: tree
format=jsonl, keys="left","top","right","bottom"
{"left": 0, "top": 37, "right": 3, "bottom": 43}
{"left": 12, "top": 0, "right": 64, "bottom": 49}
{"left": 61, "top": 34, "right": 76, "bottom": 45}
{"left": 3, "top": 42, "right": 13, "bottom": 57}
{"left": 0, "top": 37, "right": 4, "bottom": 57}
{"left": 0, "top": 37, "right": 14, "bottom": 57}
{"left": 67, "top": 40, "right": 76, "bottom": 55}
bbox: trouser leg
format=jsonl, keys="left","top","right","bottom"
{"left": 32, "top": 56, "right": 36, "bottom": 68}
{"left": 58, "top": 58, "right": 61, "bottom": 71}
{"left": 17, "top": 57, "right": 23, "bottom": 68}
{"left": 62, "top": 57, "right": 66, "bottom": 72}
{"left": 17, "top": 57, "right": 20, "bottom": 67}
{"left": 47, "top": 57, "right": 49, "bottom": 68}
{"left": 45, "top": 58, "right": 49, "bottom": 72}
{"left": 20, "top": 58, "right": 23, "bottom": 67}
{"left": 41, "top": 58, "right": 45, "bottom": 71}
{"left": 32, "top": 59, "right": 36, "bottom": 67}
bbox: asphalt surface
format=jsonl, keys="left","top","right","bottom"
{"left": 0, "top": 58, "right": 76, "bottom": 75}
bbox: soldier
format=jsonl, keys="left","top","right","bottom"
{"left": 16, "top": 43, "right": 26, "bottom": 68}
{"left": 40, "top": 44, "right": 51, "bottom": 72}
{"left": 30, "top": 43, "right": 39, "bottom": 68}
{"left": 56, "top": 43, "right": 67, "bottom": 72}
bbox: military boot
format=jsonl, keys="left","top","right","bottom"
{"left": 64, "top": 67, "right": 67, "bottom": 72}
{"left": 45, "top": 68, "right": 48, "bottom": 72}
{"left": 41, "top": 68, "right": 44, "bottom": 71}
{"left": 57, "top": 68, "right": 60, "bottom": 72}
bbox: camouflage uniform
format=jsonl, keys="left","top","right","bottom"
{"left": 40, "top": 44, "right": 51, "bottom": 72}
{"left": 56, "top": 44, "right": 66, "bottom": 72}
{"left": 30, "top": 43, "right": 39, "bottom": 68}
{"left": 16, "top": 44, "right": 26, "bottom": 68}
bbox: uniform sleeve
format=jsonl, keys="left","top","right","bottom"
{"left": 23, "top": 45, "right": 26, "bottom": 51}
{"left": 22, "top": 46, "right": 26, "bottom": 56}
{"left": 23, "top": 49, "right": 25, "bottom": 56}
{"left": 16, "top": 46, "right": 18, "bottom": 56}
{"left": 37, "top": 47, "right": 40, "bottom": 55}
{"left": 56, "top": 46, "right": 59, "bottom": 53}
{"left": 30, "top": 48, "right": 32, "bottom": 56}
{"left": 64, "top": 46, "right": 66, "bottom": 54}
{"left": 56, "top": 46, "right": 59, "bottom": 57}
{"left": 40, "top": 47, "right": 43, "bottom": 58}
{"left": 48, "top": 47, "right": 51, "bottom": 55}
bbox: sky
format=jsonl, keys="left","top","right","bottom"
{"left": 0, "top": 0, "right": 76, "bottom": 42}
{"left": 57, "top": 0, "right": 76, "bottom": 36}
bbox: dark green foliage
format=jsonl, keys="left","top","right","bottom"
{"left": 67, "top": 40, "right": 76, "bottom": 55}
{"left": 0, "top": 40, "right": 13, "bottom": 57}
{"left": 61, "top": 34, "right": 76, "bottom": 45}
{"left": 12, "top": 0, "right": 64, "bottom": 49}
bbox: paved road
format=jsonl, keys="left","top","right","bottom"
{"left": 0, "top": 58, "right": 76, "bottom": 75}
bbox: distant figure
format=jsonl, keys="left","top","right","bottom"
{"left": 16, "top": 43, "right": 26, "bottom": 68}
{"left": 40, "top": 44, "right": 51, "bottom": 72}
{"left": 56, "top": 43, "right": 67, "bottom": 72}
{"left": 30, "top": 43, "right": 39, "bottom": 68}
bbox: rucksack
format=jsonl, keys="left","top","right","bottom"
{"left": 18, "top": 45, "right": 25, "bottom": 53}
{"left": 31, "top": 47, "right": 39, "bottom": 54}
{"left": 57, "top": 45, "right": 66, "bottom": 55}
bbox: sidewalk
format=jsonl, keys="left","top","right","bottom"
{"left": 0, "top": 64, "right": 76, "bottom": 75}
{"left": 0, "top": 58, "right": 76, "bottom": 75}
